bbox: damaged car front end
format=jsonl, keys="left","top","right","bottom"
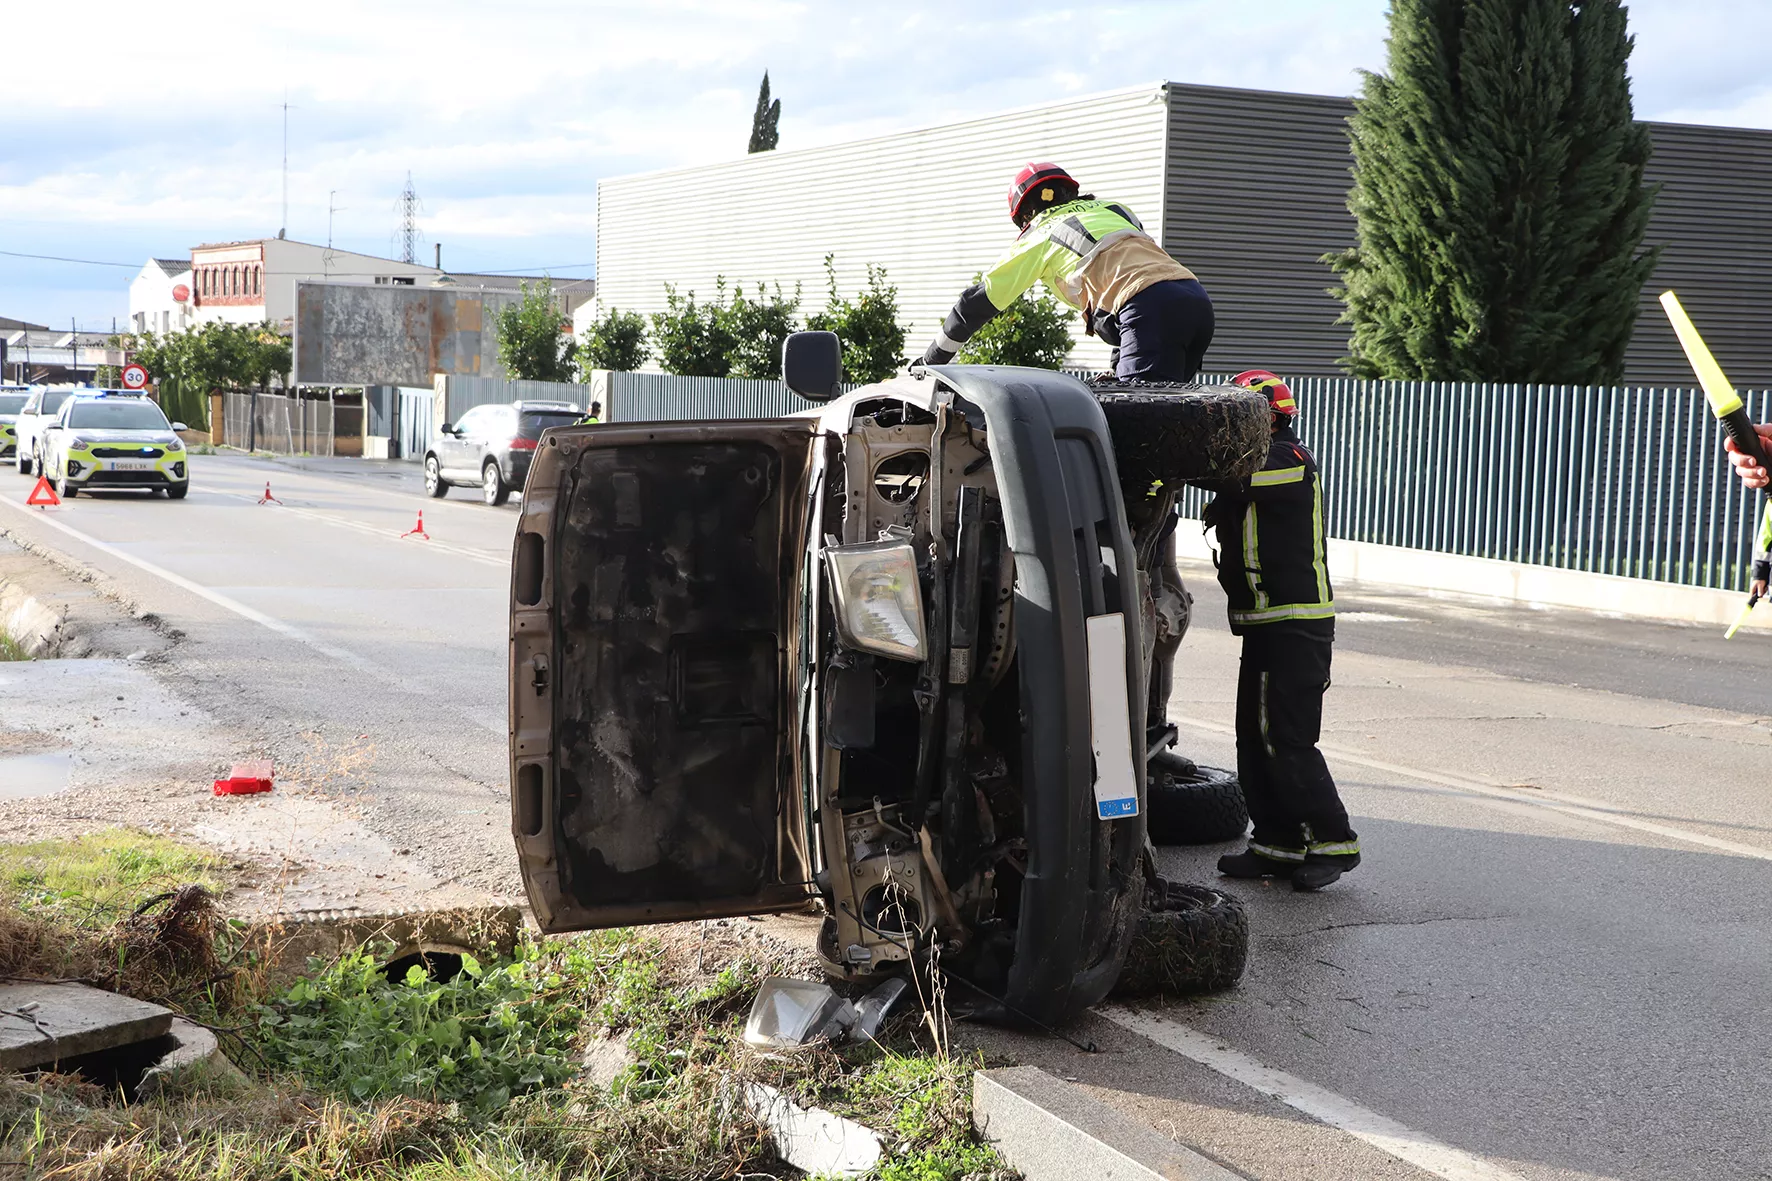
{"left": 511, "top": 335, "right": 1266, "bottom": 1025}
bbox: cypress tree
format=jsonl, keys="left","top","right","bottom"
{"left": 1328, "top": 0, "right": 1658, "bottom": 383}
{"left": 748, "top": 72, "right": 781, "bottom": 153}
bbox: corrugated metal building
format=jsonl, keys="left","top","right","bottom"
{"left": 597, "top": 81, "right": 1772, "bottom": 386}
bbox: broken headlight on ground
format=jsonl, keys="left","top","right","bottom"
{"left": 825, "top": 539, "right": 927, "bottom": 662}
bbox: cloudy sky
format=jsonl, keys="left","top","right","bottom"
{"left": 4, "top": 0, "right": 1769, "bottom": 330}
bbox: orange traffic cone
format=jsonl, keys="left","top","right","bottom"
{"left": 25, "top": 476, "right": 60, "bottom": 508}
{"left": 258, "top": 481, "right": 282, "bottom": 505}
{"left": 402, "top": 510, "right": 430, "bottom": 540}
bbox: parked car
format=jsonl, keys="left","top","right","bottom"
{"left": 506, "top": 333, "right": 1269, "bottom": 1025}
{"left": 0, "top": 385, "right": 30, "bottom": 459}
{"left": 425, "top": 400, "right": 583, "bottom": 506}
{"left": 14, "top": 386, "right": 79, "bottom": 475}
{"left": 38, "top": 391, "right": 190, "bottom": 498}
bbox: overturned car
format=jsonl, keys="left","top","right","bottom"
{"left": 509, "top": 333, "right": 1270, "bottom": 1025}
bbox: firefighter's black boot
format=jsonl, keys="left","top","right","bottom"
{"left": 1217, "top": 849, "right": 1297, "bottom": 879}
{"left": 1292, "top": 852, "right": 1360, "bottom": 892}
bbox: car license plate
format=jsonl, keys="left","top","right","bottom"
{"left": 109, "top": 461, "right": 153, "bottom": 471}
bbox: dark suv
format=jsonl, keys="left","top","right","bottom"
{"left": 425, "top": 400, "right": 583, "bottom": 506}
{"left": 508, "top": 334, "right": 1269, "bottom": 1025}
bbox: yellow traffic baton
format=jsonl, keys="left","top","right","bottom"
{"left": 1660, "top": 291, "right": 1769, "bottom": 638}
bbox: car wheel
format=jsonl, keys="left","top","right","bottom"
{"left": 166, "top": 482, "right": 189, "bottom": 500}
{"left": 424, "top": 455, "right": 448, "bottom": 498}
{"left": 1145, "top": 752, "right": 1248, "bottom": 846}
{"left": 15, "top": 449, "right": 27, "bottom": 475}
{"left": 1092, "top": 383, "right": 1272, "bottom": 497}
{"left": 482, "top": 461, "right": 510, "bottom": 507}
{"left": 1111, "top": 879, "right": 1248, "bottom": 998}
{"left": 56, "top": 469, "right": 77, "bottom": 499}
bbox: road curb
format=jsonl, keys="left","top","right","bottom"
{"left": 973, "top": 1065, "right": 1246, "bottom": 1180}
{"left": 0, "top": 543, "right": 72, "bottom": 656}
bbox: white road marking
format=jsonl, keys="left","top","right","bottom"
{"left": 0, "top": 495, "right": 504, "bottom": 736}
{"left": 1175, "top": 715, "right": 1772, "bottom": 862}
{"left": 195, "top": 483, "right": 510, "bottom": 568}
{"left": 1098, "top": 1007, "right": 1533, "bottom": 1181}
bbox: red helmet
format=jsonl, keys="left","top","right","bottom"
{"left": 1007, "top": 162, "right": 1076, "bottom": 225}
{"left": 1233, "top": 369, "right": 1296, "bottom": 417}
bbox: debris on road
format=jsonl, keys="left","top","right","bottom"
{"left": 1112, "top": 880, "right": 1248, "bottom": 999}
{"left": 742, "top": 1079, "right": 885, "bottom": 1177}
{"left": 744, "top": 976, "right": 859, "bottom": 1047}
{"left": 213, "top": 760, "right": 275, "bottom": 795}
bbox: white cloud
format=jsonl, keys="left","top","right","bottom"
{"left": 3, "top": 0, "right": 1768, "bottom": 326}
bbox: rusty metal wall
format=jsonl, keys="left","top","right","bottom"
{"left": 293, "top": 281, "right": 558, "bottom": 387}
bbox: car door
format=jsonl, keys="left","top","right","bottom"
{"left": 509, "top": 418, "right": 819, "bottom": 930}
{"left": 439, "top": 406, "right": 482, "bottom": 478}
{"left": 471, "top": 406, "right": 513, "bottom": 477}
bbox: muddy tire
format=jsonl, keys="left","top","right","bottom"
{"left": 1112, "top": 880, "right": 1247, "bottom": 998}
{"left": 1147, "top": 757, "right": 1248, "bottom": 846}
{"left": 1091, "top": 383, "right": 1271, "bottom": 496}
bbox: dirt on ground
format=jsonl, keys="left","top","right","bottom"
{"left": 0, "top": 536, "right": 494, "bottom": 920}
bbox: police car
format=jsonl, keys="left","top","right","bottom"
{"left": 38, "top": 391, "right": 190, "bottom": 499}
{"left": 0, "top": 385, "right": 28, "bottom": 459}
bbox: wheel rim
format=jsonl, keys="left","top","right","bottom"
{"left": 425, "top": 459, "right": 438, "bottom": 492}
{"left": 483, "top": 466, "right": 499, "bottom": 503}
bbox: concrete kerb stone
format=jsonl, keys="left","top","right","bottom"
{"left": 0, "top": 566, "right": 71, "bottom": 656}
{"left": 973, "top": 1065, "right": 1247, "bottom": 1181}
{"left": 1174, "top": 527, "right": 1772, "bottom": 632}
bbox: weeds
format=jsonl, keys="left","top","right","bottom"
{"left": 255, "top": 946, "right": 579, "bottom": 1118}
{"left": 0, "top": 629, "right": 28, "bottom": 661}
{"left": 0, "top": 915, "right": 1013, "bottom": 1180}
{"left": 0, "top": 829, "right": 226, "bottom": 925}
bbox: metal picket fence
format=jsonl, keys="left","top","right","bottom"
{"left": 222, "top": 391, "right": 336, "bottom": 457}
{"left": 567, "top": 369, "right": 1771, "bottom": 594}
{"left": 1172, "top": 379, "right": 1772, "bottom": 592}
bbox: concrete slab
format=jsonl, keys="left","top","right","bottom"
{"left": 0, "top": 982, "right": 174, "bottom": 1072}
{"left": 135, "top": 1018, "right": 245, "bottom": 1098}
{"left": 974, "top": 1066, "right": 1247, "bottom": 1181}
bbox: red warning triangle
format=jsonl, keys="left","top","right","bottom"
{"left": 25, "top": 476, "right": 60, "bottom": 507}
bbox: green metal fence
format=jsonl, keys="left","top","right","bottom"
{"left": 599, "top": 368, "right": 1772, "bottom": 593}
{"left": 1174, "top": 378, "right": 1772, "bottom": 592}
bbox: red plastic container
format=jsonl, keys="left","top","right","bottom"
{"left": 213, "top": 760, "right": 274, "bottom": 796}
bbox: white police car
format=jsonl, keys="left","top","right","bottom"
{"left": 38, "top": 391, "right": 190, "bottom": 499}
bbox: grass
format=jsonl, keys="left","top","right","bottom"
{"left": 0, "top": 882, "right": 1015, "bottom": 1181}
{"left": 0, "top": 829, "right": 227, "bottom": 925}
{"left": 0, "top": 629, "right": 28, "bottom": 661}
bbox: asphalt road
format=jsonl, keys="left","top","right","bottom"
{"left": 3, "top": 453, "right": 1769, "bottom": 1179}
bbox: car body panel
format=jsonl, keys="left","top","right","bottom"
{"left": 510, "top": 419, "right": 817, "bottom": 929}
{"left": 43, "top": 395, "right": 188, "bottom": 490}
{"left": 509, "top": 367, "right": 1147, "bottom": 1025}
{"left": 14, "top": 387, "right": 76, "bottom": 470}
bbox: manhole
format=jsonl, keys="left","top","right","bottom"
{"left": 383, "top": 949, "right": 466, "bottom": 984}
{"left": 0, "top": 752, "right": 72, "bottom": 799}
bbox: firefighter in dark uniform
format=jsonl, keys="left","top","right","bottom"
{"left": 1203, "top": 370, "right": 1360, "bottom": 891}
{"left": 920, "top": 162, "right": 1215, "bottom": 380}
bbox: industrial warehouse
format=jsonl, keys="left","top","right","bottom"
{"left": 596, "top": 80, "right": 1772, "bottom": 386}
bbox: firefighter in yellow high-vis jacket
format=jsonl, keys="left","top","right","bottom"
{"left": 920, "top": 162, "right": 1215, "bottom": 381}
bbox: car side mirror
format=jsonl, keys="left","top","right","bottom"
{"left": 171, "top": 421, "right": 188, "bottom": 432}
{"left": 439, "top": 422, "right": 454, "bottom": 435}
{"left": 783, "top": 331, "right": 842, "bottom": 403}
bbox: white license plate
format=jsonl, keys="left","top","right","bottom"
{"left": 108, "top": 461, "right": 154, "bottom": 471}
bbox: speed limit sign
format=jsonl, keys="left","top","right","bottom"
{"left": 120, "top": 364, "right": 148, "bottom": 390}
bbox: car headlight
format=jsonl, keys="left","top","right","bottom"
{"left": 825, "top": 540, "right": 928, "bottom": 662}
{"left": 164, "top": 437, "right": 184, "bottom": 451}
{"left": 69, "top": 437, "right": 93, "bottom": 450}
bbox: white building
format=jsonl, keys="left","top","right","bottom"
{"left": 128, "top": 258, "right": 196, "bottom": 337}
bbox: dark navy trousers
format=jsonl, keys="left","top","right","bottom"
{"left": 1114, "top": 278, "right": 1215, "bottom": 382}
